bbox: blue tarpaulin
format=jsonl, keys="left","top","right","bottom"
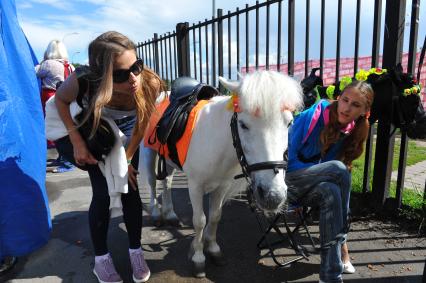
{"left": 0, "top": 0, "right": 51, "bottom": 260}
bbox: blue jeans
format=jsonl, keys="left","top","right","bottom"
{"left": 285, "top": 160, "right": 351, "bottom": 283}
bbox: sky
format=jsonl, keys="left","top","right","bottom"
{"left": 15, "top": 0, "right": 426, "bottom": 66}
{"left": 16, "top": 0, "right": 261, "bottom": 64}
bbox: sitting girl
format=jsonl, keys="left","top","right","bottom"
{"left": 286, "top": 80, "right": 374, "bottom": 283}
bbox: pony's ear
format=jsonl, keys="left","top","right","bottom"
{"left": 219, "top": 76, "right": 239, "bottom": 92}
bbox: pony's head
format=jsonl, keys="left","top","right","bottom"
{"left": 220, "top": 71, "right": 304, "bottom": 213}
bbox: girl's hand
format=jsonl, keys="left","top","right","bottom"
{"left": 128, "top": 163, "right": 139, "bottom": 190}
{"left": 73, "top": 140, "right": 98, "bottom": 166}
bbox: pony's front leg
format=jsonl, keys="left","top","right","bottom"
{"left": 141, "top": 148, "right": 162, "bottom": 226}
{"left": 161, "top": 167, "right": 179, "bottom": 226}
{"left": 188, "top": 188, "right": 206, "bottom": 278}
{"left": 203, "top": 189, "right": 228, "bottom": 266}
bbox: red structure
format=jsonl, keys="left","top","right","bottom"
{"left": 242, "top": 52, "right": 426, "bottom": 108}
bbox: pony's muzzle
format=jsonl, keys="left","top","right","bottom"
{"left": 254, "top": 183, "right": 287, "bottom": 211}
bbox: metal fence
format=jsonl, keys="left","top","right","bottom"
{"left": 136, "top": 0, "right": 424, "bottom": 211}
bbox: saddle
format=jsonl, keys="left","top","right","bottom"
{"left": 154, "top": 77, "right": 218, "bottom": 175}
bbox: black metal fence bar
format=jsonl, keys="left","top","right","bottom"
{"left": 245, "top": 4, "right": 249, "bottom": 71}
{"left": 266, "top": 1, "right": 270, "bottom": 70}
{"left": 142, "top": 42, "right": 147, "bottom": 68}
{"left": 149, "top": 42, "right": 153, "bottom": 69}
{"left": 173, "top": 35, "right": 177, "bottom": 78}
{"left": 168, "top": 32, "right": 174, "bottom": 81}
{"left": 304, "top": 0, "right": 310, "bottom": 77}
{"left": 228, "top": 10, "right": 232, "bottom": 79}
{"left": 362, "top": 0, "right": 383, "bottom": 194}
{"left": 408, "top": 0, "right": 420, "bottom": 75}
{"left": 164, "top": 35, "right": 169, "bottom": 83}
{"left": 154, "top": 33, "right": 160, "bottom": 74}
{"left": 192, "top": 26, "right": 197, "bottom": 80}
{"left": 255, "top": 1, "right": 259, "bottom": 69}
{"left": 335, "top": 0, "right": 342, "bottom": 81}
{"left": 288, "top": 0, "right": 295, "bottom": 76}
{"left": 236, "top": 8, "right": 240, "bottom": 74}
{"left": 277, "top": 0, "right": 282, "bottom": 72}
{"left": 218, "top": 9, "right": 224, "bottom": 80}
{"left": 320, "top": 0, "right": 325, "bottom": 78}
{"left": 354, "top": 0, "right": 361, "bottom": 74}
{"left": 198, "top": 24, "right": 202, "bottom": 82}
{"left": 205, "top": 20, "right": 209, "bottom": 84}
{"left": 160, "top": 35, "right": 164, "bottom": 79}
{"left": 212, "top": 15, "right": 217, "bottom": 86}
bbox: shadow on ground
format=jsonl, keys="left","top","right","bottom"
{"left": 2, "top": 168, "right": 425, "bottom": 283}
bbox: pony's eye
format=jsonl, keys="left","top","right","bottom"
{"left": 239, "top": 121, "right": 249, "bottom": 130}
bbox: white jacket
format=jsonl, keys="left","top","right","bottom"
{"left": 45, "top": 96, "right": 128, "bottom": 217}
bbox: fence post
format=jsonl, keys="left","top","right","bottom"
{"left": 372, "top": 0, "right": 406, "bottom": 208}
{"left": 153, "top": 33, "right": 160, "bottom": 74}
{"left": 176, "top": 22, "right": 190, "bottom": 77}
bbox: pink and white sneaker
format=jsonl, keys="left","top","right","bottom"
{"left": 129, "top": 248, "right": 151, "bottom": 283}
{"left": 93, "top": 254, "right": 123, "bottom": 283}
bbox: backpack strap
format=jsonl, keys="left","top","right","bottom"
{"left": 74, "top": 66, "right": 93, "bottom": 109}
{"left": 63, "top": 60, "right": 73, "bottom": 80}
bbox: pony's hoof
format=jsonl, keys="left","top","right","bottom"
{"left": 207, "top": 251, "right": 227, "bottom": 266}
{"left": 192, "top": 261, "right": 206, "bottom": 278}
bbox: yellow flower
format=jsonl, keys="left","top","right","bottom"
{"left": 369, "top": 68, "right": 387, "bottom": 75}
{"left": 355, "top": 69, "right": 369, "bottom": 81}
{"left": 326, "top": 85, "right": 335, "bottom": 99}
{"left": 403, "top": 88, "right": 411, "bottom": 96}
{"left": 339, "top": 77, "right": 352, "bottom": 91}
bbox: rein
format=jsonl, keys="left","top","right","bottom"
{"left": 230, "top": 112, "right": 287, "bottom": 207}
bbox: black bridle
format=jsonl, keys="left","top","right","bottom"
{"left": 230, "top": 111, "right": 287, "bottom": 185}
{"left": 231, "top": 111, "right": 350, "bottom": 250}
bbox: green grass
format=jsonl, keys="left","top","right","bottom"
{"left": 351, "top": 138, "right": 426, "bottom": 211}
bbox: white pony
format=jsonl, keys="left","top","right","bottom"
{"left": 139, "top": 70, "right": 303, "bottom": 277}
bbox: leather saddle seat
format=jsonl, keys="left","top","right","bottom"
{"left": 155, "top": 76, "right": 218, "bottom": 169}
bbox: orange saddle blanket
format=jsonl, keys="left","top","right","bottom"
{"left": 144, "top": 97, "right": 210, "bottom": 166}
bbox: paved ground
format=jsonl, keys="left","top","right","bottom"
{"left": 391, "top": 139, "right": 426, "bottom": 194}
{"left": 1, "top": 150, "right": 425, "bottom": 283}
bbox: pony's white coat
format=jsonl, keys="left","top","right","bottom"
{"left": 139, "top": 71, "right": 303, "bottom": 277}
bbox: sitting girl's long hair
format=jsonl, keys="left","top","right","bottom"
{"left": 320, "top": 81, "right": 374, "bottom": 168}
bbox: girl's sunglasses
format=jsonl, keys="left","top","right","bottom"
{"left": 112, "top": 59, "right": 144, "bottom": 83}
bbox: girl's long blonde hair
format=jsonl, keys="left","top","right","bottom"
{"left": 320, "top": 80, "right": 374, "bottom": 169}
{"left": 82, "top": 31, "right": 164, "bottom": 137}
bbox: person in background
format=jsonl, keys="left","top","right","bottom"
{"left": 286, "top": 81, "right": 374, "bottom": 283}
{"left": 36, "top": 39, "right": 75, "bottom": 173}
{"left": 53, "top": 31, "right": 163, "bottom": 283}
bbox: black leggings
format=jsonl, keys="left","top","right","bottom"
{"left": 55, "top": 136, "right": 142, "bottom": 256}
